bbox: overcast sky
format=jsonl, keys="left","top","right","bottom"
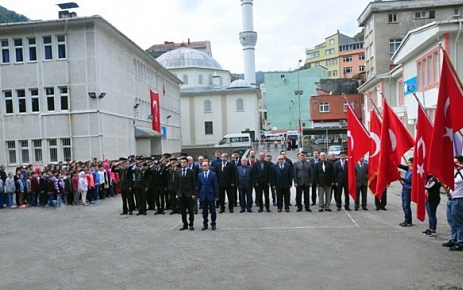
{"left": 3, "top": 0, "right": 372, "bottom": 73}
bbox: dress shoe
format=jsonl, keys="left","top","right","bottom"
{"left": 189, "top": 226, "right": 195, "bottom": 231}
{"left": 362, "top": 207, "right": 368, "bottom": 211}
{"left": 285, "top": 208, "right": 290, "bottom": 212}
{"left": 306, "top": 208, "right": 312, "bottom": 212}
{"left": 219, "top": 209, "right": 225, "bottom": 213}
{"left": 179, "top": 225, "right": 188, "bottom": 231}
{"left": 325, "top": 208, "right": 332, "bottom": 212}
{"left": 154, "top": 211, "right": 161, "bottom": 215}
{"left": 354, "top": 207, "right": 359, "bottom": 211}
{"left": 449, "top": 244, "right": 463, "bottom": 251}
{"left": 120, "top": 212, "right": 128, "bottom": 215}
{"left": 129, "top": 211, "right": 133, "bottom": 215}
{"left": 211, "top": 225, "right": 216, "bottom": 230}
{"left": 442, "top": 240, "right": 456, "bottom": 247}
{"left": 399, "top": 222, "right": 413, "bottom": 227}
{"left": 319, "top": 209, "right": 324, "bottom": 212}
{"left": 229, "top": 209, "right": 234, "bottom": 213}
{"left": 247, "top": 209, "right": 252, "bottom": 213}
{"left": 311, "top": 202, "right": 316, "bottom": 206}
{"left": 266, "top": 208, "right": 271, "bottom": 212}
{"left": 297, "top": 208, "right": 302, "bottom": 212}
{"left": 278, "top": 209, "right": 282, "bottom": 212}
{"left": 201, "top": 226, "right": 208, "bottom": 231}
{"left": 258, "top": 208, "right": 263, "bottom": 213}
{"left": 336, "top": 208, "right": 341, "bottom": 211}
{"left": 376, "top": 207, "right": 381, "bottom": 210}
{"left": 345, "top": 207, "right": 352, "bottom": 211}
{"left": 240, "top": 209, "right": 245, "bottom": 213}
{"left": 136, "top": 212, "right": 143, "bottom": 216}
{"left": 170, "top": 210, "right": 178, "bottom": 215}
{"left": 381, "top": 207, "right": 387, "bottom": 211}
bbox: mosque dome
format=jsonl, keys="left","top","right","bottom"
{"left": 228, "top": 79, "right": 252, "bottom": 89}
{"left": 156, "top": 47, "right": 223, "bottom": 70}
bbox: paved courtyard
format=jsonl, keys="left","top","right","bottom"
{"left": 1, "top": 150, "right": 462, "bottom": 290}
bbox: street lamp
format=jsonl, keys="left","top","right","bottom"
{"left": 294, "top": 59, "right": 303, "bottom": 150}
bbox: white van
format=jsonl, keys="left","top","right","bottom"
{"left": 214, "top": 133, "right": 252, "bottom": 148}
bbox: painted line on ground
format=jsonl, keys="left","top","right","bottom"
{"left": 344, "top": 209, "right": 360, "bottom": 227}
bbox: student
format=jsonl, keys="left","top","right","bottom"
{"left": 6, "top": 173, "right": 16, "bottom": 208}
{"left": 78, "top": 171, "right": 88, "bottom": 206}
{"left": 17, "top": 174, "right": 26, "bottom": 209}
{"left": 423, "top": 175, "right": 441, "bottom": 236}
{"left": 55, "top": 173, "right": 64, "bottom": 207}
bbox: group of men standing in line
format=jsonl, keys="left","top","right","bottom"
{"left": 114, "top": 149, "right": 384, "bottom": 231}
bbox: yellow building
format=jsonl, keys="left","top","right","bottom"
{"left": 306, "top": 31, "right": 357, "bottom": 79}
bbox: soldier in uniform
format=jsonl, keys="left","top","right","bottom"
{"left": 166, "top": 158, "right": 179, "bottom": 214}
{"left": 133, "top": 158, "right": 148, "bottom": 216}
{"left": 161, "top": 153, "right": 173, "bottom": 210}
{"left": 150, "top": 159, "right": 167, "bottom": 215}
{"left": 117, "top": 158, "right": 134, "bottom": 215}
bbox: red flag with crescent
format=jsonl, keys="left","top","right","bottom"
{"left": 347, "top": 105, "right": 370, "bottom": 201}
{"left": 150, "top": 90, "right": 161, "bottom": 132}
{"left": 368, "top": 110, "right": 381, "bottom": 194}
{"left": 427, "top": 53, "right": 463, "bottom": 190}
{"left": 411, "top": 103, "right": 433, "bottom": 222}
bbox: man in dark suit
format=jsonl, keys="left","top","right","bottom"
{"left": 253, "top": 152, "right": 273, "bottom": 212}
{"left": 133, "top": 159, "right": 148, "bottom": 216}
{"left": 236, "top": 157, "right": 254, "bottom": 213}
{"left": 231, "top": 151, "right": 241, "bottom": 207}
{"left": 314, "top": 152, "right": 335, "bottom": 212}
{"left": 355, "top": 156, "right": 368, "bottom": 211}
{"left": 293, "top": 151, "right": 312, "bottom": 212}
{"left": 309, "top": 150, "right": 320, "bottom": 206}
{"left": 187, "top": 156, "right": 200, "bottom": 214}
{"left": 197, "top": 162, "right": 219, "bottom": 231}
{"left": 334, "top": 151, "right": 351, "bottom": 211}
{"left": 116, "top": 158, "right": 134, "bottom": 215}
{"left": 216, "top": 153, "right": 236, "bottom": 213}
{"left": 273, "top": 155, "right": 293, "bottom": 212}
{"left": 265, "top": 154, "right": 277, "bottom": 206}
{"left": 176, "top": 157, "right": 197, "bottom": 231}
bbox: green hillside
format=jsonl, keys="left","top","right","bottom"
{"left": 0, "top": 5, "right": 28, "bottom": 24}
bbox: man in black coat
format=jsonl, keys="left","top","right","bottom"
{"left": 314, "top": 152, "right": 335, "bottom": 212}
{"left": 176, "top": 157, "right": 197, "bottom": 231}
{"left": 215, "top": 153, "right": 236, "bottom": 213}
{"left": 253, "top": 152, "right": 273, "bottom": 212}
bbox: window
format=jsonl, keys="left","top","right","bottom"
{"left": 319, "top": 103, "right": 329, "bottom": 112}
{"left": 307, "top": 51, "right": 320, "bottom": 59}
{"left": 325, "top": 48, "right": 335, "bottom": 55}
{"left": 2, "top": 40, "right": 10, "bottom": 63}
{"left": 208, "top": 74, "right": 213, "bottom": 85}
{"left": 343, "top": 102, "right": 354, "bottom": 112}
{"left": 204, "top": 99, "right": 212, "bottom": 113}
{"left": 205, "top": 121, "right": 213, "bottom": 135}
{"left": 14, "top": 39, "right": 23, "bottom": 62}
{"left": 343, "top": 56, "right": 352, "bottom": 62}
{"left": 454, "top": 8, "right": 461, "bottom": 17}
{"left": 359, "top": 54, "right": 365, "bottom": 60}
{"left": 60, "top": 87, "right": 69, "bottom": 110}
{"left": 359, "top": 65, "right": 365, "bottom": 72}
{"left": 414, "top": 11, "right": 427, "bottom": 19}
{"left": 6, "top": 141, "right": 16, "bottom": 164}
{"left": 198, "top": 74, "right": 203, "bottom": 85}
{"left": 49, "top": 139, "right": 58, "bottom": 162}
{"left": 30, "top": 89, "right": 39, "bottom": 112}
{"left": 343, "top": 67, "right": 353, "bottom": 74}
{"left": 32, "top": 139, "right": 43, "bottom": 162}
{"left": 57, "top": 35, "right": 66, "bottom": 59}
{"left": 429, "top": 11, "right": 435, "bottom": 19}
{"left": 236, "top": 98, "right": 244, "bottom": 111}
{"left": 28, "top": 38, "right": 37, "bottom": 61}
{"left": 19, "top": 140, "right": 29, "bottom": 163}
{"left": 329, "top": 39, "right": 335, "bottom": 45}
{"left": 389, "top": 39, "right": 402, "bottom": 54}
{"left": 182, "top": 74, "right": 188, "bottom": 84}
{"left": 327, "top": 71, "right": 332, "bottom": 77}
{"left": 416, "top": 49, "right": 440, "bottom": 90}
{"left": 326, "top": 60, "right": 331, "bottom": 66}
{"left": 388, "top": 13, "right": 398, "bottom": 23}
{"left": 62, "top": 138, "right": 71, "bottom": 161}
{"left": 43, "top": 36, "right": 52, "bottom": 60}
{"left": 332, "top": 70, "right": 338, "bottom": 77}
{"left": 46, "top": 87, "right": 55, "bottom": 111}
{"left": 332, "top": 58, "right": 338, "bottom": 65}
{"left": 4, "top": 91, "right": 13, "bottom": 113}
{"left": 17, "top": 89, "right": 26, "bottom": 113}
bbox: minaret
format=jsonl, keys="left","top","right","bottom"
{"left": 239, "top": 0, "right": 257, "bottom": 86}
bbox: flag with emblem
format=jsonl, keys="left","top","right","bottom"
{"left": 368, "top": 110, "right": 381, "bottom": 194}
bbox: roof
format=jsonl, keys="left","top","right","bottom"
{"left": 147, "top": 40, "right": 210, "bottom": 51}
{"left": 156, "top": 47, "right": 222, "bottom": 70}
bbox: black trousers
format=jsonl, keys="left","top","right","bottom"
{"left": 146, "top": 187, "right": 155, "bottom": 209}
{"left": 121, "top": 188, "right": 135, "bottom": 213}
{"left": 276, "top": 188, "right": 290, "bottom": 210}
{"left": 311, "top": 184, "right": 317, "bottom": 204}
{"left": 219, "top": 186, "right": 233, "bottom": 210}
{"left": 168, "top": 191, "right": 178, "bottom": 211}
{"left": 255, "top": 184, "right": 270, "bottom": 210}
{"left": 134, "top": 187, "right": 146, "bottom": 214}
{"left": 178, "top": 195, "right": 194, "bottom": 226}
{"left": 375, "top": 188, "right": 387, "bottom": 208}
{"left": 296, "top": 184, "right": 310, "bottom": 210}
{"left": 335, "top": 183, "right": 350, "bottom": 208}
{"left": 153, "top": 186, "right": 165, "bottom": 212}
{"left": 355, "top": 185, "right": 367, "bottom": 208}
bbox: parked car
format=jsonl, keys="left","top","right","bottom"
{"left": 314, "top": 138, "right": 331, "bottom": 144}
{"left": 327, "top": 145, "right": 343, "bottom": 157}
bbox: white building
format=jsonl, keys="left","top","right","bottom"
{"left": 0, "top": 15, "right": 182, "bottom": 168}
{"left": 156, "top": 47, "right": 261, "bottom": 146}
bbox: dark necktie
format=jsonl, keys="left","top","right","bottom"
{"left": 183, "top": 169, "right": 186, "bottom": 177}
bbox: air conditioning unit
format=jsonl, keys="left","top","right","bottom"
{"left": 339, "top": 120, "right": 347, "bottom": 125}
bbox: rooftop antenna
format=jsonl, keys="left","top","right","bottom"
{"left": 57, "top": 2, "right": 79, "bottom": 19}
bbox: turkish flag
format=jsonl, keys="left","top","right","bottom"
{"left": 347, "top": 105, "right": 370, "bottom": 201}
{"left": 368, "top": 110, "right": 382, "bottom": 194}
{"left": 375, "top": 99, "right": 415, "bottom": 199}
{"left": 150, "top": 90, "right": 161, "bottom": 132}
{"left": 411, "top": 103, "right": 433, "bottom": 222}
{"left": 427, "top": 53, "right": 463, "bottom": 190}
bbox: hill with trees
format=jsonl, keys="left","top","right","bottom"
{"left": 0, "top": 5, "right": 28, "bottom": 24}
